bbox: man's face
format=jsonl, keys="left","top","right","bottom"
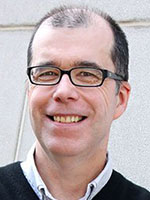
{"left": 28, "top": 19, "right": 129, "bottom": 158}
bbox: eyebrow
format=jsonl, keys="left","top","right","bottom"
{"left": 34, "top": 60, "right": 102, "bottom": 69}
{"left": 74, "top": 61, "right": 102, "bottom": 69}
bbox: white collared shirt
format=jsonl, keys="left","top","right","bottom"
{"left": 21, "top": 144, "right": 112, "bottom": 200}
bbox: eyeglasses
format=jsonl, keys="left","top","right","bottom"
{"left": 27, "top": 65, "right": 124, "bottom": 87}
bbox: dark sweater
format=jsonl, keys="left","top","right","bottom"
{"left": 0, "top": 162, "right": 149, "bottom": 200}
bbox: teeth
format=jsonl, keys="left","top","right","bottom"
{"left": 54, "top": 116, "right": 60, "bottom": 122}
{"left": 61, "top": 116, "right": 65, "bottom": 123}
{"left": 53, "top": 116, "right": 82, "bottom": 123}
{"left": 66, "top": 116, "right": 71, "bottom": 123}
{"left": 71, "top": 116, "right": 75, "bottom": 122}
{"left": 75, "top": 116, "right": 79, "bottom": 122}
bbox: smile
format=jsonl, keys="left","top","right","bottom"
{"left": 48, "top": 115, "right": 86, "bottom": 123}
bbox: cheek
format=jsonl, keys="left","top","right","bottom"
{"left": 28, "top": 88, "right": 50, "bottom": 126}
{"left": 100, "top": 89, "right": 115, "bottom": 111}
{"left": 28, "top": 87, "right": 49, "bottom": 133}
{"left": 88, "top": 87, "right": 115, "bottom": 111}
{"left": 28, "top": 86, "right": 51, "bottom": 109}
{"left": 85, "top": 86, "right": 117, "bottom": 121}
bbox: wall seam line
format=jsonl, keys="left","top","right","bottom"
{"left": 14, "top": 90, "right": 28, "bottom": 162}
{"left": 0, "top": 21, "right": 150, "bottom": 31}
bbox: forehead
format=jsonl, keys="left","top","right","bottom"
{"left": 32, "top": 15, "right": 114, "bottom": 68}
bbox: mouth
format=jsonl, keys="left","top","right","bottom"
{"left": 47, "top": 115, "right": 87, "bottom": 123}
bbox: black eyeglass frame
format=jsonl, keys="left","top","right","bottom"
{"left": 26, "top": 65, "right": 124, "bottom": 87}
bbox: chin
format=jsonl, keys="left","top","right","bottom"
{"left": 41, "top": 140, "right": 86, "bottom": 158}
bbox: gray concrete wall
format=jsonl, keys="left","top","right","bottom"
{"left": 0, "top": 0, "right": 150, "bottom": 191}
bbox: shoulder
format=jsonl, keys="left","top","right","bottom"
{"left": 95, "top": 170, "right": 150, "bottom": 200}
{"left": 0, "top": 162, "right": 22, "bottom": 178}
{"left": 113, "top": 170, "right": 150, "bottom": 199}
{"left": 0, "top": 162, "right": 24, "bottom": 188}
{"left": 0, "top": 162, "right": 39, "bottom": 200}
{"left": 0, "top": 162, "right": 23, "bottom": 198}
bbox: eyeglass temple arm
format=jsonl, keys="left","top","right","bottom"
{"left": 106, "top": 70, "right": 124, "bottom": 81}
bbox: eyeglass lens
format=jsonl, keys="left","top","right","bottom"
{"left": 30, "top": 66, "right": 103, "bottom": 86}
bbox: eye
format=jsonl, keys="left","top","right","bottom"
{"left": 37, "top": 70, "right": 59, "bottom": 81}
{"left": 76, "top": 70, "right": 101, "bottom": 80}
{"left": 39, "top": 71, "right": 57, "bottom": 77}
{"left": 79, "top": 71, "right": 95, "bottom": 77}
{"left": 32, "top": 68, "right": 60, "bottom": 82}
{"left": 72, "top": 68, "right": 103, "bottom": 85}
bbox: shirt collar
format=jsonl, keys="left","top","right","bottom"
{"left": 21, "top": 144, "right": 112, "bottom": 200}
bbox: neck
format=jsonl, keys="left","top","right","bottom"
{"left": 35, "top": 142, "right": 107, "bottom": 200}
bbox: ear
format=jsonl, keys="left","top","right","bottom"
{"left": 113, "top": 82, "right": 131, "bottom": 120}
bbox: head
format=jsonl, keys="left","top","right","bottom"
{"left": 27, "top": 6, "right": 130, "bottom": 160}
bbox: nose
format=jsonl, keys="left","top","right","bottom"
{"left": 52, "top": 74, "right": 79, "bottom": 103}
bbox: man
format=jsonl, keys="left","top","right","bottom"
{"left": 0, "top": 5, "right": 149, "bottom": 200}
